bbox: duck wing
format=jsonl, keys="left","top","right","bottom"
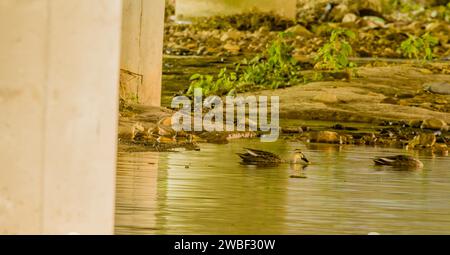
{"left": 244, "top": 148, "right": 281, "bottom": 160}
{"left": 237, "top": 148, "right": 282, "bottom": 164}
{"left": 373, "top": 155, "right": 412, "bottom": 165}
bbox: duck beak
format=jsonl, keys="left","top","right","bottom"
{"left": 302, "top": 157, "right": 309, "bottom": 163}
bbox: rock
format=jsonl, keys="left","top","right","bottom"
{"left": 359, "top": 133, "right": 377, "bottom": 145}
{"left": 383, "top": 48, "right": 398, "bottom": 58}
{"left": 421, "top": 118, "right": 449, "bottom": 131}
{"left": 340, "top": 134, "right": 354, "bottom": 144}
{"left": 285, "top": 25, "right": 313, "bottom": 38}
{"left": 332, "top": 123, "right": 344, "bottom": 130}
{"left": 425, "top": 21, "right": 449, "bottom": 34}
{"left": 361, "top": 16, "right": 387, "bottom": 29}
{"left": 313, "top": 93, "right": 339, "bottom": 104}
{"left": 433, "top": 143, "right": 448, "bottom": 154}
{"left": 435, "top": 98, "right": 448, "bottom": 105}
{"left": 342, "top": 13, "right": 358, "bottom": 23}
{"left": 131, "top": 122, "right": 147, "bottom": 141}
{"left": 158, "top": 116, "right": 172, "bottom": 126}
{"left": 223, "top": 42, "right": 241, "bottom": 53}
{"left": 220, "top": 34, "right": 230, "bottom": 42}
{"left": 185, "top": 43, "right": 197, "bottom": 49}
{"left": 407, "top": 133, "right": 436, "bottom": 149}
{"left": 398, "top": 100, "right": 409, "bottom": 106}
{"left": 157, "top": 136, "right": 176, "bottom": 144}
{"left": 352, "top": 0, "right": 383, "bottom": 13}
{"left": 423, "top": 82, "right": 450, "bottom": 95}
{"left": 220, "top": 29, "right": 242, "bottom": 42}
{"left": 434, "top": 104, "right": 446, "bottom": 111}
{"left": 281, "top": 127, "right": 303, "bottom": 134}
{"left": 196, "top": 46, "right": 207, "bottom": 55}
{"left": 396, "top": 92, "right": 415, "bottom": 99}
{"left": 380, "top": 127, "right": 396, "bottom": 138}
{"left": 309, "top": 131, "right": 341, "bottom": 144}
{"left": 419, "top": 133, "right": 437, "bottom": 148}
{"left": 381, "top": 97, "right": 398, "bottom": 104}
{"left": 328, "top": 71, "right": 351, "bottom": 80}
{"left": 329, "top": 3, "right": 350, "bottom": 22}
{"left": 151, "top": 125, "right": 176, "bottom": 137}
{"left": 420, "top": 102, "right": 433, "bottom": 109}
{"left": 253, "top": 26, "right": 270, "bottom": 38}
{"left": 419, "top": 68, "right": 434, "bottom": 75}
{"left": 199, "top": 131, "right": 229, "bottom": 144}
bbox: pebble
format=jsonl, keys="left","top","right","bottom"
{"left": 421, "top": 118, "right": 449, "bottom": 131}
{"left": 313, "top": 93, "right": 339, "bottom": 104}
{"left": 423, "top": 82, "right": 450, "bottom": 95}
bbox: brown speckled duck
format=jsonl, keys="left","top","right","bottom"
{"left": 237, "top": 148, "right": 309, "bottom": 166}
{"left": 373, "top": 155, "right": 423, "bottom": 169}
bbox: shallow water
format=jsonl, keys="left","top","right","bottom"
{"left": 115, "top": 140, "right": 450, "bottom": 234}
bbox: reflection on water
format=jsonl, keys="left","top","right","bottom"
{"left": 115, "top": 140, "right": 450, "bottom": 234}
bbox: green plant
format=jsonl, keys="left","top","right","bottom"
{"left": 441, "top": 3, "right": 450, "bottom": 22}
{"left": 314, "top": 29, "right": 356, "bottom": 71}
{"left": 386, "top": 0, "right": 422, "bottom": 12}
{"left": 186, "top": 74, "right": 216, "bottom": 96}
{"left": 399, "top": 32, "right": 438, "bottom": 60}
{"left": 186, "top": 32, "right": 303, "bottom": 96}
{"left": 241, "top": 32, "right": 302, "bottom": 89}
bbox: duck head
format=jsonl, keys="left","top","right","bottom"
{"left": 291, "top": 149, "right": 310, "bottom": 164}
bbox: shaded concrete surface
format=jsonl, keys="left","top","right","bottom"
{"left": 0, "top": 0, "right": 121, "bottom": 234}
{"left": 120, "top": 0, "right": 165, "bottom": 106}
{"left": 176, "top": 0, "right": 297, "bottom": 19}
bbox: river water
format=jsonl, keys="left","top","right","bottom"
{"left": 115, "top": 139, "right": 450, "bottom": 234}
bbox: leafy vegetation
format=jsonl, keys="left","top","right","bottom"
{"left": 398, "top": 32, "right": 438, "bottom": 60}
{"left": 314, "top": 29, "right": 356, "bottom": 71}
{"left": 436, "top": 3, "right": 450, "bottom": 22}
{"left": 443, "top": 3, "right": 450, "bottom": 22}
{"left": 186, "top": 32, "right": 302, "bottom": 97}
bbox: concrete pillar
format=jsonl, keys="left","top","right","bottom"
{"left": 0, "top": 0, "right": 122, "bottom": 234}
{"left": 176, "top": 0, "right": 297, "bottom": 20}
{"left": 120, "top": 0, "right": 165, "bottom": 106}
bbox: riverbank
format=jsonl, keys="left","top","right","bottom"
{"left": 118, "top": 1, "right": 450, "bottom": 154}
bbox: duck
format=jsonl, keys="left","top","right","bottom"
{"left": 373, "top": 155, "right": 423, "bottom": 169}
{"left": 237, "top": 148, "right": 309, "bottom": 166}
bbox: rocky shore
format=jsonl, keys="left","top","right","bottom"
{"left": 117, "top": 1, "right": 450, "bottom": 155}
{"left": 164, "top": 1, "right": 450, "bottom": 59}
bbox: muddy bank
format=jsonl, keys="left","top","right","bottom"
{"left": 119, "top": 1, "right": 450, "bottom": 153}
{"left": 118, "top": 84, "right": 449, "bottom": 155}
{"left": 118, "top": 103, "right": 258, "bottom": 152}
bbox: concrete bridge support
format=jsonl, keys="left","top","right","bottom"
{"left": 0, "top": 0, "right": 122, "bottom": 234}
{"left": 120, "top": 0, "right": 165, "bottom": 106}
{"left": 0, "top": 0, "right": 289, "bottom": 234}
{"left": 175, "top": 0, "right": 297, "bottom": 20}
